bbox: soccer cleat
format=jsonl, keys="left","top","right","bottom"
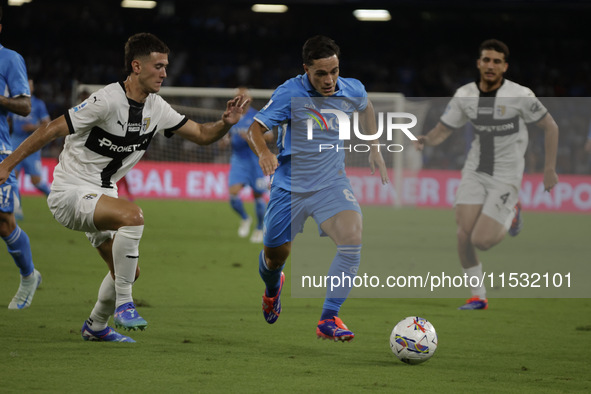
{"left": 249, "top": 229, "right": 263, "bottom": 244}
{"left": 458, "top": 296, "right": 488, "bottom": 310}
{"left": 81, "top": 321, "right": 135, "bottom": 343}
{"left": 8, "top": 269, "right": 42, "bottom": 310}
{"left": 316, "top": 316, "right": 355, "bottom": 342}
{"left": 113, "top": 302, "right": 148, "bottom": 331}
{"left": 508, "top": 201, "right": 523, "bottom": 237}
{"left": 262, "top": 272, "right": 285, "bottom": 324}
{"left": 238, "top": 216, "right": 252, "bottom": 238}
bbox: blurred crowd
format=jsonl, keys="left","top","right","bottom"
{"left": 3, "top": 1, "right": 591, "bottom": 174}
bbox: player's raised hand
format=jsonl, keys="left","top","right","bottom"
{"left": 369, "top": 149, "right": 389, "bottom": 185}
{"left": 222, "top": 95, "right": 251, "bottom": 126}
{"left": 414, "top": 135, "right": 428, "bottom": 151}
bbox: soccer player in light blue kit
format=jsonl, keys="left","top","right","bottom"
{"left": 247, "top": 36, "right": 389, "bottom": 341}
{"left": 226, "top": 88, "right": 273, "bottom": 243}
{"left": 9, "top": 79, "right": 52, "bottom": 219}
{"left": 0, "top": 6, "right": 43, "bottom": 309}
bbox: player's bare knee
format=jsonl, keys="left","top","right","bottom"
{"left": 471, "top": 234, "right": 493, "bottom": 251}
{"left": 119, "top": 206, "right": 144, "bottom": 227}
{"left": 264, "top": 245, "right": 289, "bottom": 270}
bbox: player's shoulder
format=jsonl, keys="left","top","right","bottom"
{"left": 337, "top": 76, "right": 367, "bottom": 95}
{"left": 498, "top": 79, "right": 536, "bottom": 97}
{"left": 0, "top": 46, "right": 24, "bottom": 62}
{"left": 453, "top": 82, "right": 479, "bottom": 97}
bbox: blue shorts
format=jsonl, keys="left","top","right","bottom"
{"left": 0, "top": 154, "right": 20, "bottom": 213}
{"left": 14, "top": 151, "right": 43, "bottom": 177}
{"left": 263, "top": 178, "right": 361, "bottom": 248}
{"left": 228, "top": 155, "right": 267, "bottom": 195}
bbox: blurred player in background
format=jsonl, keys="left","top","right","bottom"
{"left": 415, "top": 39, "right": 559, "bottom": 310}
{"left": 247, "top": 35, "right": 389, "bottom": 341}
{"left": 0, "top": 6, "right": 42, "bottom": 310}
{"left": 0, "top": 32, "right": 249, "bottom": 342}
{"left": 9, "top": 78, "right": 52, "bottom": 220}
{"left": 223, "top": 87, "right": 273, "bottom": 243}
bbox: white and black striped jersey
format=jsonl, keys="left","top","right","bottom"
{"left": 440, "top": 79, "right": 547, "bottom": 185}
{"left": 53, "top": 82, "right": 187, "bottom": 191}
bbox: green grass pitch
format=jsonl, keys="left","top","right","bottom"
{"left": 1, "top": 197, "right": 589, "bottom": 393}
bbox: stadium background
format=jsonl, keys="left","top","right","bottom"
{"left": 2, "top": 0, "right": 591, "bottom": 185}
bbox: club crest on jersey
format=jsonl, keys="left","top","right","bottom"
{"left": 142, "top": 118, "right": 151, "bottom": 132}
{"left": 496, "top": 105, "right": 506, "bottom": 116}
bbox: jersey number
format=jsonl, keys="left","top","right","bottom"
{"left": 500, "top": 192, "right": 510, "bottom": 205}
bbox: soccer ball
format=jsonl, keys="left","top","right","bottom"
{"left": 390, "top": 316, "right": 438, "bottom": 365}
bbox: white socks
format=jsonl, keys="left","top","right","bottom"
{"left": 87, "top": 273, "right": 116, "bottom": 332}
{"left": 112, "top": 225, "right": 144, "bottom": 308}
{"left": 463, "top": 262, "right": 487, "bottom": 300}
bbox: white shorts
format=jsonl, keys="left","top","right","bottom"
{"left": 454, "top": 170, "right": 519, "bottom": 226}
{"left": 47, "top": 188, "right": 117, "bottom": 247}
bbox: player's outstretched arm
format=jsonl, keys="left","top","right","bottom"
{"left": 414, "top": 122, "right": 453, "bottom": 151}
{"left": 247, "top": 120, "right": 277, "bottom": 176}
{"left": 0, "top": 115, "right": 69, "bottom": 185}
{"left": 537, "top": 113, "right": 559, "bottom": 191}
{"left": 359, "top": 99, "right": 389, "bottom": 184}
{"left": 174, "top": 95, "right": 250, "bottom": 145}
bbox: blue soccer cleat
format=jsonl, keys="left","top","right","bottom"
{"left": 262, "top": 272, "right": 285, "bottom": 324}
{"left": 113, "top": 302, "right": 148, "bottom": 331}
{"left": 81, "top": 321, "right": 135, "bottom": 343}
{"left": 508, "top": 201, "right": 523, "bottom": 237}
{"left": 458, "top": 296, "right": 488, "bottom": 310}
{"left": 316, "top": 316, "right": 355, "bottom": 342}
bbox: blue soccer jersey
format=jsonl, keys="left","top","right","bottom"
{"left": 0, "top": 44, "right": 30, "bottom": 152}
{"left": 230, "top": 106, "right": 259, "bottom": 159}
{"left": 9, "top": 96, "right": 50, "bottom": 147}
{"left": 254, "top": 73, "right": 367, "bottom": 192}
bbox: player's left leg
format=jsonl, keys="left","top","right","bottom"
{"left": 229, "top": 183, "right": 250, "bottom": 237}
{"left": 249, "top": 190, "right": 266, "bottom": 243}
{"left": 317, "top": 209, "right": 361, "bottom": 342}
{"left": 1, "top": 168, "right": 41, "bottom": 310}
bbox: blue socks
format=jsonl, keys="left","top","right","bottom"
{"left": 34, "top": 181, "right": 51, "bottom": 196}
{"left": 230, "top": 195, "right": 248, "bottom": 220}
{"left": 321, "top": 244, "right": 362, "bottom": 320}
{"left": 2, "top": 225, "right": 34, "bottom": 277}
{"left": 258, "top": 250, "right": 284, "bottom": 297}
{"left": 254, "top": 197, "right": 266, "bottom": 230}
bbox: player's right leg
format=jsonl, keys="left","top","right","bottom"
{"left": 0, "top": 167, "right": 41, "bottom": 310}
{"left": 259, "top": 185, "right": 294, "bottom": 324}
{"left": 93, "top": 195, "right": 147, "bottom": 331}
{"left": 455, "top": 204, "right": 488, "bottom": 310}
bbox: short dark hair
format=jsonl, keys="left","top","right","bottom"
{"left": 479, "top": 39, "right": 510, "bottom": 62}
{"left": 124, "top": 33, "right": 170, "bottom": 75}
{"left": 302, "top": 35, "right": 340, "bottom": 66}
{"left": 0, "top": 6, "right": 3, "bottom": 22}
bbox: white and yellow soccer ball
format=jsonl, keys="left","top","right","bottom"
{"left": 390, "top": 316, "right": 438, "bottom": 365}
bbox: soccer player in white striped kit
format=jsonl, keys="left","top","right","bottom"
{"left": 0, "top": 33, "right": 249, "bottom": 342}
{"left": 415, "top": 39, "right": 559, "bottom": 309}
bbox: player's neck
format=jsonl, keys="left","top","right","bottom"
{"left": 479, "top": 78, "right": 503, "bottom": 93}
{"left": 123, "top": 76, "right": 148, "bottom": 103}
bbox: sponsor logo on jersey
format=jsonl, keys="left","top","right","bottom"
{"left": 85, "top": 126, "right": 156, "bottom": 158}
